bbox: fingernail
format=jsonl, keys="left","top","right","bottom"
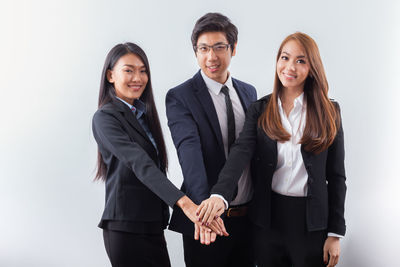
{"left": 206, "top": 222, "right": 209, "bottom": 226}
{"left": 196, "top": 212, "right": 199, "bottom": 216}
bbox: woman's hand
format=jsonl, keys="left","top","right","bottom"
{"left": 177, "top": 195, "right": 227, "bottom": 236}
{"left": 196, "top": 196, "right": 226, "bottom": 226}
{"left": 323, "top": 236, "right": 340, "bottom": 266}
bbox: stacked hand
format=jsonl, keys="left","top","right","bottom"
{"left": 196, "top": 196, "right": 226, "bottom": 225}
{"left": 195, "top": 196, "right": 228, "bottom": 245}
{"left": 177, "top": 196, "right": 229, "bottom": 245}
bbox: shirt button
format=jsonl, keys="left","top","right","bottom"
{"left": 287, "top": 161, "right": 292, "bottom": 167}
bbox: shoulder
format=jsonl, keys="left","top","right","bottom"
{"left": 232, "top": 78, "right": 256, "bottom": 90}
{"left": 167, "top": 72, "right": 199, "bottom": 97}
{"left": 232, "top": 77, "right": 256, "bottom": 95}
{"left": 254, "top": 94, "right": 272, "bottom": 107}
{"left": 93, "top": 102, "right": 121, "bottom": 125}
{"left": 247, "top": 94, "right": 272, "bottom": 116}
{"left": 329, "top": 98, "right": 342, "bottom": 112}
{"left": 169, "top": 78, "right": 194, "bottom": 93}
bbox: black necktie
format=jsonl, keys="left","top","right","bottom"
{"left": 221, "top": 85, "right": 235, "bottom": 152}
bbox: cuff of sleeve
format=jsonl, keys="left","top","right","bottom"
{"left": 210, "top": 194, "right": 228, "bottom": 210}
{"left": 328, "top": 232, "right": 344, "bottom": 239}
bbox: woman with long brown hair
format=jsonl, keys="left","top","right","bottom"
{"left": 92, "top": 42, "right": 225, "bottom": 266}
{"left": 196, "top": 32, "right": 346, "bottom": 267}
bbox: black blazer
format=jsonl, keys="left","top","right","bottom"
{"left": 211, "top": 95, "right": 347, "bottom": 236}
{"left": 166, "top": 71, "right": 257, "bottom": 235}
{"left": 92, "top": 99, "right": 184, "bottom": 233}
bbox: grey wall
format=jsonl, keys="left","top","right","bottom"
{"left": 1, "top": 0, "right": 399, "bottom": 266}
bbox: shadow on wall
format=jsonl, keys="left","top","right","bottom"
{"left": 341, "top": 238, "right": 378, "bottom": 266}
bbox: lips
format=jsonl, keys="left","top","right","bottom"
{"left": 207, "top": 65, "right": 220, "bottom": 73}
{"left": 128, "top": 84, "right": 143, "bottom": 91}
{"left": 283, "top": 72, "right": 296, "bottom": 79}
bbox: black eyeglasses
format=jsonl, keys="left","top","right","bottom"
{"left": 194, "top": 43, "right": 231, "bottom": 54}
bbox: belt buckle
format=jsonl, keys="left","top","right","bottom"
{"left": 226, "top": 207, "right": 237, "bottom": 217}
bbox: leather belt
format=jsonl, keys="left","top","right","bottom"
{"left": 226, "top": 205, "right": 248, "bottom": 217}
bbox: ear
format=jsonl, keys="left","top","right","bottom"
{"left": 106, "top": 69, "right": 114, "bottom": 83}
{"left": 231, "top": 42, "right": 237, "bottom": 57}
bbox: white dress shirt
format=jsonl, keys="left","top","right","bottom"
{"left": 201, "top": 70, "right": 253, "bottom": 206}
{"left": 272, "top": 93, "right": 308, "bottom": 196}
{"left": 274, "top": 93, "right": 342, "bottom": 238}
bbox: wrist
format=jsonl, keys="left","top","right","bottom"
{"left": 176, "top": 195, "right": 192, "bottom": 209}
{"left": 327, "top": 236, "right": 340, "bottom": 241}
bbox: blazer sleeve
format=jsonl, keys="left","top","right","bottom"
{"left": 92, "top": 110, "right": 185, "bottom": 208}
{"left": 166, "top": 89, "right": 210, "bottom": 204}
{"left": 211, "top": 100, "right": 262, "bottom": 201}
{"left": 326, "top": 102, "right": 347, "bottom": 236}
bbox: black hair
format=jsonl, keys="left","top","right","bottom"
{"left": 191, "top": 12, "right": 238, "bottom": 53}
{"left": 95, "top": 43, "right": 168, "bottom": 180}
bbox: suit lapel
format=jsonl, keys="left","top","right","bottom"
{"left": 257, "top": 96, "right": 278, "bottom": 168}
{"left": 232, "top": 78, "right": 252, "bottom": 111}
{"left": 192, "top": 71, "right": 225, "bottom": 151}
{"left": 112, "top": 99, "right": 155, "bottom": 152}
{"left": 262, "top": 129, "right": 278, "bottom": 166}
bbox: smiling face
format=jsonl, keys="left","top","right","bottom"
{"left": 195, "top": 31, "right": 236, "bottom": 84}
{"left": 276, "top": 40, "right": 310, "bottom": 93}
{"left": 107, "top": 53, "right": 148, "bottom": 104}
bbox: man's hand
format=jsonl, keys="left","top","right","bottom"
{"left": 194, "top": 224, "right": 217, "bottom": 245}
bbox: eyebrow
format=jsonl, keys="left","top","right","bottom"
{"left": 282, "top": 51, "right": 306, "bottom": 58}
{"left": 198, "top": 41, "right": 226, "bottom": 46}
{"left": 123, "top": 64, "right": 146, "bottom": 68}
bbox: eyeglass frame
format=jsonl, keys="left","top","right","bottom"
{"left": 193, "top": 43, "right": 232, "bottom": 54}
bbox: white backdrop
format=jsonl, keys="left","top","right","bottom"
{"left": 1, "top": 0, "right": 399, "bottom": 266}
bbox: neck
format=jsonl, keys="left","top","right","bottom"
{"left": 279, "top": 87, "right": 304, "bottom": 117}
{"left": 213, "top": 71, "right": 229, "bottom": 84}
{"left": 280, "top": 87, "right": 304, "bottom": 105}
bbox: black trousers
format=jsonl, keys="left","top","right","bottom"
{"left": 182, "top": 215, "right": 254, "bottom": 267}
{"left": 103, "top": 229, "right": 171, "bottom": 267}
{"left": 254, "top": 192, "right": 326, "bottom": 267}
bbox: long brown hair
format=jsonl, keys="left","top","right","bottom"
{"left": 95, "top": 43, "right": 168, "bottom": 181}
{"left": 258, "top": 32, "right": 340, "bottom": 154}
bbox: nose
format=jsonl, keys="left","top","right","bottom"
{"left": 288, "top": 61, "right": 296, "bottom": 71}
{"left": 132, "top": 71, "right": 141, "bottom": 82}
{"left": 206, "top": 48, "right": 218, "bottom": 61}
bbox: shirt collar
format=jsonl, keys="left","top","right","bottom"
{"left": 116, "top": 97, "right": 147, "bottom": 118}
{"left": 200, "top": 70, "right": 233, "bottom": 95}
{"left": 278, "top": 92, "right": 305, "bottom": 108}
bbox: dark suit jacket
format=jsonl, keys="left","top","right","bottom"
{"left": 92, "top": 98, "right": 184, "bottom": 233}
{"left": 211, "top": 95, "right": 347, "bottom": 236}
{"left": 166, "top": 70, "right": 257, "bottom": 235}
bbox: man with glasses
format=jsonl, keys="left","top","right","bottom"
{"left": 166, "top": 13, "right": 257, "bottom": 267}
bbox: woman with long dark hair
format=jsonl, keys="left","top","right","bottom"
{"left": 92, "top": 43, "right": 225, "bottom": 266}
{"left": 196, "top": 32, "right": 346, "bottom": 267}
